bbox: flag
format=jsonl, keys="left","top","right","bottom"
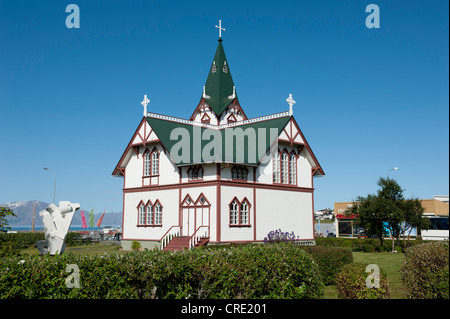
{"left": 80, "top": 210, "right": 88, "bottom": 229}
{"left": 97, "top": 210, "right": 106, "bottom": 228}
{"left": 89, "top": 209, "right": 94, "bottom": 227}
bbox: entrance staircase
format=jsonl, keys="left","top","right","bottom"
{"left": 160, "top": 225, "right": 210, "bottom": 251}
{"left": 163, "top": 236, "right": 209, "bottom": 251}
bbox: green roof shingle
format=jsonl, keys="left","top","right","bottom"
{"left": 146, "top": 115, "right": 290, "bottom": 166}
{"left": 202, "top": 39, "right": 237, "bottom": 117}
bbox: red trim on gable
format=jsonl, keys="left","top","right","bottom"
{"left": 227, "top": 100, "right": 248, "bottom": 121}
{"left": 227, "top": 113, "right": 237, "bottom": 123}
{"left": 289, "top": 117, "right": 325, "bottom": 176}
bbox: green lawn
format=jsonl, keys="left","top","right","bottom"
{"left": 324, "top": 251, "right": 406, "bottom": 299}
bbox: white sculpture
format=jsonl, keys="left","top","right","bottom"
{"left": 37, "top": 201, "right": 80, "bottom": 255}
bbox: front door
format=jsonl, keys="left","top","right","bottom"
{"left": 182, "top": 207, "right": 195, "bottom": 237}
{"left": 180, "top": 193, "right": 211, "bottom": 237}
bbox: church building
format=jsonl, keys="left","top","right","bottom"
{"left": 113, "top": 24, "right": 325, "bottom": 250}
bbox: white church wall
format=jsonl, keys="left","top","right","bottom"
{"left": 203, "top": 164, "right": 217, "bottom": 181}
{"left": 123, "top": 188, "right": 179, "bottom": 241}
{"left": 298, "top": 151, "right": 312, "bottom": 188}
{"left": 255, "top": 189, "right": 314, "bottom": 241}
{"left": 124, "top": 152, "right": 141, "bottom": 189}
{"left": 219, "top": 185, "right": 254, "bottom": 242}
{"left": 158, "top": 148, "right": 180, "bottom": 185}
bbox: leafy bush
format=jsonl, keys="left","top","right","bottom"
{"left": 0, "top": 233, "right": 44, "bottom": 249}
{"left": 301, "top": 246, "right": 353, "bottom": 285}
{"left": 0, "top": 243, "right": 324, "bottom": 299}
{"left": 131, "top": 240, "right": 141, "bottom": 251}
{"left": 336, "top": 263, "right": 390, "bottom": 299}
{"left": 400, "top": 241, "right": 449, "bottom": 299}
{"left": 315, "top": 237, "right": 429, "bottom": 253}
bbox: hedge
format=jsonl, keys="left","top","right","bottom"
{"left": 315, "top": 237, "right": 430, "bottom": 252}
{"left": 0, "top": 232, "right": 94, "bottom": 257}
{"left": 336, "top": 262, "right": 390, "bottom": 299}
{"left": 0, "top": 243, "right": 324, "bottom": 299}
{"left": 301, "top": 246, "right": 353, "bottom": 285}
{"left": 401, "top": 241, "right": 449, "bottom": 299}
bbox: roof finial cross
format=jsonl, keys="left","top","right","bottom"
{"left": 286, "top": 93, "right": 296, "bottom": 116}
{"left": 215, "top": 19, "right": 225, "bottom": 38}
{"left": 141, "top": 94, "right": 150, "bottom": 117}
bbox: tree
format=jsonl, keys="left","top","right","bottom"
{"left": 400, "top": 198, "right": 430, "bottom": 247}
{"left": 0, "top": 206, "right": 16, "bottom": 233}
{"left": 345, "top": 177, "right": 428, "bottom": 253}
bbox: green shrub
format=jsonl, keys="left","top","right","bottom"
{"left": 0, "top": 243, "right": 324, "bottom": 299}
{"left": 0, "top": 241, "right": 21, "bottom": 258}
{"left": 301, "top": 246, "right": 353, "bottom": 285}
{"left": 0, "top": 232, "right": 44, "bottom": 249}
{"left": 362, "top": 243, "right": 376, "bottom": 253}
{"left": 401, "top": 241, "right": 449, "bottom": 299}
{"left": 336, "top": 263, "right": 390, "bottom": 299}
{"left": 131, "top": 240, "right": 141, "bottom": 251}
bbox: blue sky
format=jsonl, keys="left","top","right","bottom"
{"left": 0, "top": 0, "right": 448, "bottom": 214}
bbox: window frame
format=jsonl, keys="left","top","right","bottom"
{"left": 229, "top": 197, "right": 251, "bottom": 227}
{"left": 187, "top": 165, "right": 204, "bottom": 181}
{"left": 143, "top": 147, "right": 160, "bottom": 177}
{"left": 231, "top": 165, "right": 248, "bottom": 182}
{"left": 273, "top": 148, "right": 297, "bottom": 185}
{"left": 137, "top": 199, "right": 163, "bottom": 227}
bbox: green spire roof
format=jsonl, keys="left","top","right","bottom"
{"left": 202, "top": 38, "right": 237, "bottom": 116}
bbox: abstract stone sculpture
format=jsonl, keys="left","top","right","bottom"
{"left": 37, "top": 201, "right": 80, "bottom": 255}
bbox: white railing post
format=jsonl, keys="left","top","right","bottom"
{"left": 188, "top": 226, "right": 210, "bottom": 250}
{"left": 160, "top": 226, "right": 181, "bottom": 250}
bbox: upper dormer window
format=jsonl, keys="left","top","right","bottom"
{"left": 144, "top": 147, "right": 159, "bottom": 177}
{"left": 187, "top": 165, "right": 204, "bottom": 181}
{"left": 231, "top": 166, "right": 248, "bottom": 181}
{"left": 223, "top": 61, "right": 228, "bottom": 73}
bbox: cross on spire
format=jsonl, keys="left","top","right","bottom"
{"left": 215, "top": 19, "right": 225, "bottom": 38}
{"left": 286, "top": 93, "right": 296, "bottom": 116}
{"left": 141, "top": 94, "right": 150, "bottom": 117}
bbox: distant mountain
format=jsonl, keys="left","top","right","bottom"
{"left": 1, "top": 201, "right": 122, "bottom": 227}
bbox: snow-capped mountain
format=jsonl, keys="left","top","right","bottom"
{"left": 1, "top": 201, "right": 122, "bottom": 227}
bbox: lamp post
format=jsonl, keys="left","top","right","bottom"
{"left": 43, "top": 168, "right": 56, "bottom": 204}
{"left": 387, "top": 167, "right": 398, "bottom": 178}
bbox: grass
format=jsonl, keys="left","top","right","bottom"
{"left": 323, "top": 251, "right": 406, "bottom": 299}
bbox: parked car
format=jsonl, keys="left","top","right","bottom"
{"left": 102, "top": 226, "right": 115, "bottom": 234}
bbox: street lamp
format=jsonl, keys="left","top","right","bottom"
{"left": 43, "top": 167, "right": 56, "bottom": 204}
{"left": 387, "top": 167, "right": 398, "bottom": 178}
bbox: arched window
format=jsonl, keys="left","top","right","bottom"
{"left": 281, "top": 151, "right": 289, "bottom": 184}
{"left": 146, "top": 203, "right": 153, "bottom": 225}
{"left": 290, "top": 152, "right": 297, "bottom": 185}
{"left": 240, "top": 199, "right": 250, "bottom": 225}
{"left": 187, "top": 165, "right": 204, "bottom": 181}
{"left": 229, "top": 198, "right": 239, "bottom": 225}
{"left": 231, "top": 166, "right": 248, "bottom": 181}
{"left": 151, "top": 150, "right": 159, "bottom": 175}
{"left": 231, "top": 167, "right": 237, "bottom": 179}
{"left": 138, "top": 202, "right": 146, "bottom": 225}
{"left": 154, "top": 201, "right": 162, "bottom": 225}
{"left": 144, "top": 151, "right": 151, "bottom": 176}
{"left": 273, "top": 151, "right": 280, "bottom": 183}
